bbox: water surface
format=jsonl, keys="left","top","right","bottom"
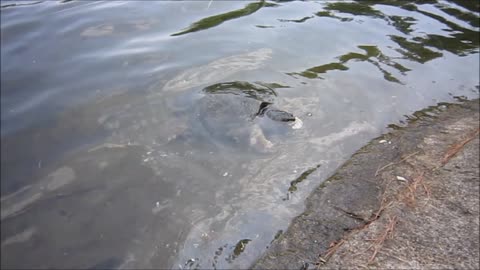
{"left": 1, "top": 0, "right": 479, "bottom": 269}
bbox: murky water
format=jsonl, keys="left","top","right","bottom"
{"left": 1, "top": 0, "right": 479, "bottom": 269}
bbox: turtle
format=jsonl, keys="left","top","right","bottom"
{"left": 176, "top": 81, "right": 301, "bottom": 153}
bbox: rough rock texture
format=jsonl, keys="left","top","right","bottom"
{"left": 253, "top": 99, "right": 479, "bottom": 269}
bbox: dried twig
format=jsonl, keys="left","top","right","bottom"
{"left": 441, "top": 128, "right": 479, "bottom": 166}
{"left": 400, "top": 171, "right": 427, "bottom": 207}
{"left": 375, "top": 151, "right": 420, "bottom": 176}
{"left": 366, "top": 215, "right": 398, "bottom": 264}
{"left": 323, "top": 239, "right": 346, "bottom": 260}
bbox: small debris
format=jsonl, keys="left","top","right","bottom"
{"left": 307, "top": 112, "right": 313, "bottom": 117}
{"left": 223, "top": 172, "right": 229, "bottom": 177}
{"left": 379, "top": 140, "right": 388, "bottom": 144}
{"left": 396, "top": 176, "right": 408, "bottom": 182}
{"left": 291, "top": 117, "right": 303, "bottom": 129}
{"left": 156, "top": 201, "right": 160, "bottom": 207}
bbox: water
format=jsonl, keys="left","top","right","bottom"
{"left": 1, "top": 0, "right": 478, "bottom": 268}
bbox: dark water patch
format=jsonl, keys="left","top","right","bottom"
{"left": 171, "top": 1, "right": 277, "bottom": 36}
{"left": 255, "top": 25, "right": 275, "bottom": 28}
{"left": 212, "top": 244, "right": 227, "bottom": 270}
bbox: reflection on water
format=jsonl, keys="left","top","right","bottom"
{"left": 289, "top": 45, "right": 411, "bottom": 83}
{"left": 1, "top": 0, "right": 479, "bottom": 269}
{"left": 171, "top": 1, "right": 278, "bottom": 36}
{"left": 202, "top": 81, "right": 291, "bottom": 103}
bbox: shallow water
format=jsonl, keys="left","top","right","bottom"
{"left": 1, "top": 0, "right": 479, "bottom": 269}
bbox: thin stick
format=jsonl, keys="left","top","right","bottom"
{"left": 367, "top": 215, "right": 398, "bottom": 264}
{"left": 441, "top": 128, "right": 479, "bottom": 166}
{"left": 375, "top": 151, "right": 420, "bottom": 176}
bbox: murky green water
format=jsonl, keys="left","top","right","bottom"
{"left": 1, "top": 0, "right": 478, "bottom": 269}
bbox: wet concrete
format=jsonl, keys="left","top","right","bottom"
{"left": 253, "top": 99, "right": 479, "bottom": 269}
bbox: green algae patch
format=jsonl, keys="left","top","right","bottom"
{"left": 271, "top": 230, "right": 283, "bottom": 243}
{"left": 392, "top": 62, "right": 411, "bottom": 73}
{"left": 203, "top": 81, "right": 278, "bottom": 101}
{"left": 226, "top": 239, "right": 252, "bottom": 263}
{"left": 279, "top": 16, "right": 314, "bottom": 23}
{"left": 382, "top": 70, "right": 402, "bottom": 83}
{"left": 315, "top": 10, "right": 354, "bottom": 22}
{"left": 296, "top": 71, "right": 318, "bottom": 79}
{"left": 308, "top": 63, "right": 349, "bottom": 74}
{"left": 415, "top": 34, "right": 479, "bottom": 57}
{"left": 288, "top": 164, "right": 321, "bottom": 192}
{"left": 412, "top": 9, "right": 479, "bottom": 55}
{"left": 338, "top": 52, "right": 369, "bottom": 62}
{"left": 358, "top": 45, "right": 382, "bottom": 58}
{"left": 292, "top": 45, "right": 407, "bottom": 83}
{"left": 292, "top": 63, "right": 348, "bottom": 79}
{"left": 233, "top": 239, "right": 251, "bottom": 256}
{"left": 315, "top": 10, "right": 332, "bottom": 17}
{"left": 171, "top": 1, "right": 276, "bottom": 36}
{"left": 294, "top": 63, "right": 349, "bottom": 79}
{"left": 255, "top": 82, "right": 290, "bottom": 89}
{"left": 324, "top": 2, "right": 385, "bottom": 18}
{"left": 388, "top": 15, "right": 417, "bottom": 34}
{"left": 390, "top": 35, "right": 443, "bottom": 63}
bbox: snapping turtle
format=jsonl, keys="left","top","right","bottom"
{"left": 183, "top": 81, "right": 301, "bottom": 152}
